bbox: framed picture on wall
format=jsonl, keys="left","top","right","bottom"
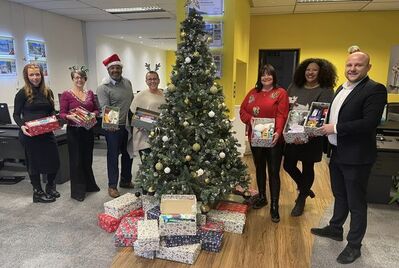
{"left": 204, "top": 22, "right": 223, "bottom": 48}
{"left": 188, "top": 0, "right": 224, "bottom": 16}
{"left": 0, "top": 58, "right": 17, "bottom": 75}
{"left": 32, "top": 60, "right": 48, "bottom": 76}
{"left": 212, "top": 54, "right": 222, "bottom": 78}
{"left": 27, "top": 40, "right": 46, "bottom": 59}
{"left": 387, "top": 45, "right": 399, "bottom": 93}
{"left": 0, "top": 36, "right": 15, "bottom": 56}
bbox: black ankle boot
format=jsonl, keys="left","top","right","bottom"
{"left": 253, "top": 194, "right": 268, "bottom": 209}
{"left": 33, "top": 189, "right": 56, "bottom": 203}
{"left": 270, "top": 199, "right": 280, "bottom": 223}
{"left": 291, "top": 194, "right": 306, "bottom": 217}
{"left": 46, "top": 184, "right": 60, "bottom": 198}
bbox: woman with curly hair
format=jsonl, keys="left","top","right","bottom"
{"left": 13, "top": 63, "right": 60, "bottom": 203}
{"left": 283, "top": 58, "right": 337, "bottom": 216}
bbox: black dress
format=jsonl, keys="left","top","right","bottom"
{"left": 13, "top": 88, "right": 60, "bottom": 175}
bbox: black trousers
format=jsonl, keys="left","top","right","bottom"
{"left": 67, "top": 126, "right": 98, "bottom": 198}
{"left": 250, "top": 143, "right": 283, "bottom": 201}
{"left": 283, "top": 156, "right": 315, "bottom": 195}
{"left": 329, "top": 148, "right": 372, "bottom": 249}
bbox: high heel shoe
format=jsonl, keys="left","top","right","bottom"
{"left": 33, "top": 189, "right": 56, "bottom": 203}
{"left": 45, "top": 184, "right": 60, "bottom": 198}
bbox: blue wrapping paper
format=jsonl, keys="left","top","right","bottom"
{"left": 146, "top": 205, "right": 161, "bottom": 220}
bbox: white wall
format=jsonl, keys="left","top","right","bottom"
{"left": 0, "top": 0, "right": 85, "bottom": 115}
{"left": 95, "top": 36, "right": 167, "bottom": 93}
{"left": 85, "top": 19, "right": 175, "bottom": 91}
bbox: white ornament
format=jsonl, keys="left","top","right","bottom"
{"left": 199, "top": 123, "right": 204, "bottom": 127}
{"left": 154, "top": 172, "right": 159, "bottom": 177}
{"left": 164, "top": 167, "right": 171, "bottom": 174}
{"left": 219, "top": 152, "right": 226, "bottom": 159}
{"left": 208, "top": 111, "right": 215, "bottom": 118}
{"left": 196, "top": 168, "right": 204, "bottom": 176}
{"left": 162, "top": 136, "right": 169, "bottom": 142}
{"left": 183, "top": 121, "right": 189, "bottom": 127}
{"left": 185, "top": 57, "right": 191, "bottom": 64}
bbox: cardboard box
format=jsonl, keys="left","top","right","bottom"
{"left": 25, "top": 115, "right": 60, "bottom": 136}
{"left": 283, "top": 110, "right": 309, "bottom": 144}
{"left": 160, "top": 194, "right": 197, "bottom": 214}
{"left": 207, "top": 210, "right": 246, "bottom": 234}
{"left": 131, "top": 107, "right": 160, "bottom": 130}
{"left": 104, "top": 193, "right": 142, "bottom": 219}
{"left": 136, "top": 219, "right": 160, "bottom": 251}
{"left": 102, "top": 105, "right": 120, "bottom": 129}
{"left": 304, "top": 102, "right": 330, "bottom": 136}
{"left": 250, "top": 117, "right": 275, "bottom": 147}
{"left": 156, "top": 243, "right": 201, "bottom": 265}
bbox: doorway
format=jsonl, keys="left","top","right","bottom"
{"left": 258, "top": 49, "right": 300, "bottom": 89}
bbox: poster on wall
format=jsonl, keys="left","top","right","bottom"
{"left": 27, "top": 40, "right": 46, "bottom": 59}
{"left": 387, "top": 45, "right": 399, "bottom": 93}
{"left": 0, "top": 58, "right": 17, "bottom": 75}
{"left": 212, "top": 54, "right": 222, "bottom": 78}
{"left": 204, "top": 22, "right": 223, "bottom": 48}
{"left": 188, "top": 0, "right": 224, "bottom": 16}
{"left": 0, "top": 37, "right": 15, "bottom": 56}
{"left": 32, "top": 60, "right": 48, "bottom": 76}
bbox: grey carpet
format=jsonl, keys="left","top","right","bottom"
{"left": 0, "top": 139, "right": 134, "bottom": 268}
{"left": 311, "top": 203, "right": 399, "bottom": 267}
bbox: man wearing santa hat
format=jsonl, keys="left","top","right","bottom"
{"left": 97, "top": 54, "right": 134, "bottom": 198}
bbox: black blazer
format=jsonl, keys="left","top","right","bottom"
{"left": 332, "top": 76, "right": 387, "bottom": 165}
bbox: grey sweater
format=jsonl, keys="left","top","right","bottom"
{"left": 96, "top": 77, "right": 134, "bottom": 125}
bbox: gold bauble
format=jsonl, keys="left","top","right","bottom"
{"left": 148, "top": 186, "right": 155, "bottom": 192}
{"left": 155, "top": 162, "right": 163, "bottom": 171}
{"left": 184, "top": 98, "right": 190, "bottom": 104}
{"left": 200, "top": 204, "right": 211, "bottom": 214}
{"left": 185, "top": 155, "right": 192, "bottom": 161}
{"left": 180, "top": 31, "right": 186, "bottom": 38}
{"left": 204, "top": 178, "right": 210, "bottom": 184}
{"left": 192, "top": 143, "right": 201, "bottom": 152}
{"left": 193, "top": 51, "right": 200, "bottom": 57}
{"left": 210, "top": 86, "right": 218, "bottom": 94}
{"left": 243, "top": 190, "right": 252, "bottom": 199}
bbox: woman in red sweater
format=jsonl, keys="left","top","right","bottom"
{"left": 240, "top": 64, "right": 289, "bottom": 222}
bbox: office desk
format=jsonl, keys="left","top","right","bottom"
{"left": 0, "top": 126, "right": 70, "bottom": 184}
{"left": 367, "top": 136, "right": 399, "bottom": 203}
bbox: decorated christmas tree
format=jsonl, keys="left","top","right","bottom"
{"left": 137, "top": 4, "right": 249, "bottom": 210}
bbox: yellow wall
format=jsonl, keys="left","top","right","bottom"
{"left": 165, "top": 50, "right": 176, "bottom": 84}
{"left": 248, "top": 11, "right": 399, "bottom": 103}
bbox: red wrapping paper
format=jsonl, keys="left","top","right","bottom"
{"left": 25, "top": 115, "right": 60, "bottom": 136}
{"left": 98, "top": 213, "right": 120, "bottom": 233}
{"left": 216, "top": 201, "right": 249, "bottom": 214}
{"left": 114, "top": 216, "right": 144, "bottom": 247}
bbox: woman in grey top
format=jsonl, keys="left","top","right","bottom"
{"left": 283, "top": 58, "right": 337, "bottom": 216}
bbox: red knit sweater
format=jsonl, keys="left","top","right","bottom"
{"left": 240, "top": 87, "right": 289, "bottom": 143}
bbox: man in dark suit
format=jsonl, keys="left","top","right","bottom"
{"left": 311, "top": 52, "right": 387, "bottom": 264}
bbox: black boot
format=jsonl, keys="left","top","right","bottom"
{"left": 253, "top": 193, "right": 268, "bottom": 209}
{"left": 270, "top": 199, "right": 280, "bottom": 223}
{"left": 291, "top": 193, "right": 306, "bottom": 217}
{"left": 46, "top": 183, "right": 60, "bottom": 198}
{"left": 33, "top": 189, "right": 56, "bottom": 203}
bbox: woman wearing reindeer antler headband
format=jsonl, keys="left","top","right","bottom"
{"left": 59, "top": 66, "right": 100, "bottom": 202}
{"left": 128, "top": 63, "right": 165, "bottom": 170}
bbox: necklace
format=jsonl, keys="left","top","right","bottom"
{"left": 304, "top": 83, "right": 320, "bottom": 89}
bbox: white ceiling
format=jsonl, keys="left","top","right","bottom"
{"left": 7, "top": 0, "right": 399, "bottom": 50}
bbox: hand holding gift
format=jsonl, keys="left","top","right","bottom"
{"left": 68, "top": 106, "right": 97, "bottom": 130}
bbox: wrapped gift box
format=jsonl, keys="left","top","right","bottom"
{"left": 283, "top": 110, "right": 309, "bottom": 144}
{"left": 132, "top": 107, "right": 160, "bottom": 130}
{"left": 102, "top": 105, "right": 120, "bottom": 129}
{"left": 136, "top": 219, "right": 160, "bottom": 251}
{"left": 216, "top": 201, "right": 249, "bottom": 214}
{"left": 196, "top": 214, "right": 206, "bottom": 226}
{"left": 98, "top": 213, "right": 120, "bottom": 233}
{"left": 164, "top": 229, "right": 201, "bottom": 247}
{"left": 250, "top": 117, "right": 275, "bottom": 147}
{"left": 134, "top": 245, "right": 156, "bottom": 260}
{"left": 104, "top": 193, "right": 142, "bottom": 219}
{"left": 142, "top": 195, "right": 160, "bottom": 213}
{"left": 156, "top": 243, "right": 201, "bottom": 265}
{"left": 146, "top": 206, "right": 161, "bottom": 220}
{"left": 68, "top": 106, "right": 97, "bottom": 130}
{"left": 123, "top": 208, "right": 144, "bottom": 219}
{"left": 200, "top": 221, "right": 224, "bottom": 251}
{"left": 114, "top": 216, "right": 143, "bottom": 247}
{"left": 304, "top": 102, "right": 330, "bottom": 136}
{"left": 25, "top": 115, "right": 60, "bottom": 136}
{"left": 159, "top": 195, "right": 197, "bottom": 236}
{"left": 207, "top": 210, "right": 246, "bottom": 234}
{"left": 202, "top": 239, "right": 223, "bottom": 252}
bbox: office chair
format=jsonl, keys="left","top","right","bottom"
{"left": 0, "top": 103, "right": 12, "bottom": 125}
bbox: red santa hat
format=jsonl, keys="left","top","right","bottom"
{"left": 102, "top": 54, "right": 123, "bottom": 69}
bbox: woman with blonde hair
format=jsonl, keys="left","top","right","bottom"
{"left": 13, "top": 63, "right": 60, "bottom": 203}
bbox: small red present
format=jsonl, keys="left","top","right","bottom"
{"left": 25, "top": 115, "right": 60, "bottom": 136}
{"left": 122, "top": 208, "right": 144, "bottom": 219}
{"left": 200, "top": 221, "right": 224, "bottom": 233}
{"left": 216, "top": 201, "right": 249, "bottom": 214}
{"left": 114, "top": 216, "right": 144, "bottom": 247}
{"left": 98, "top": 213, "right": 121, "bottom": 233}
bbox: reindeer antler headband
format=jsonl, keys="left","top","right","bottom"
{"left": 68, "top": 65, "right": 89, "bottom": 73}
{"left": 145, "top": 63, "right": 161, "bottom": 72}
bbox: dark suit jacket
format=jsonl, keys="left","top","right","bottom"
{"left": 332, "top": 76, "right": 387, "bottom": 165}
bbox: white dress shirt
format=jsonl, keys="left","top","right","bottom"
{"left": 328, "top": 80, "right": 363, "bottom": 146}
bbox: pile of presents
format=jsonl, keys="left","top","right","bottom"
{"left": 97, "top": 192, "right": 252, "bottom": 264}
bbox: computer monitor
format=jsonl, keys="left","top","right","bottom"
{"left": 0, "top": 103, "right": 12, "bottom": 124}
